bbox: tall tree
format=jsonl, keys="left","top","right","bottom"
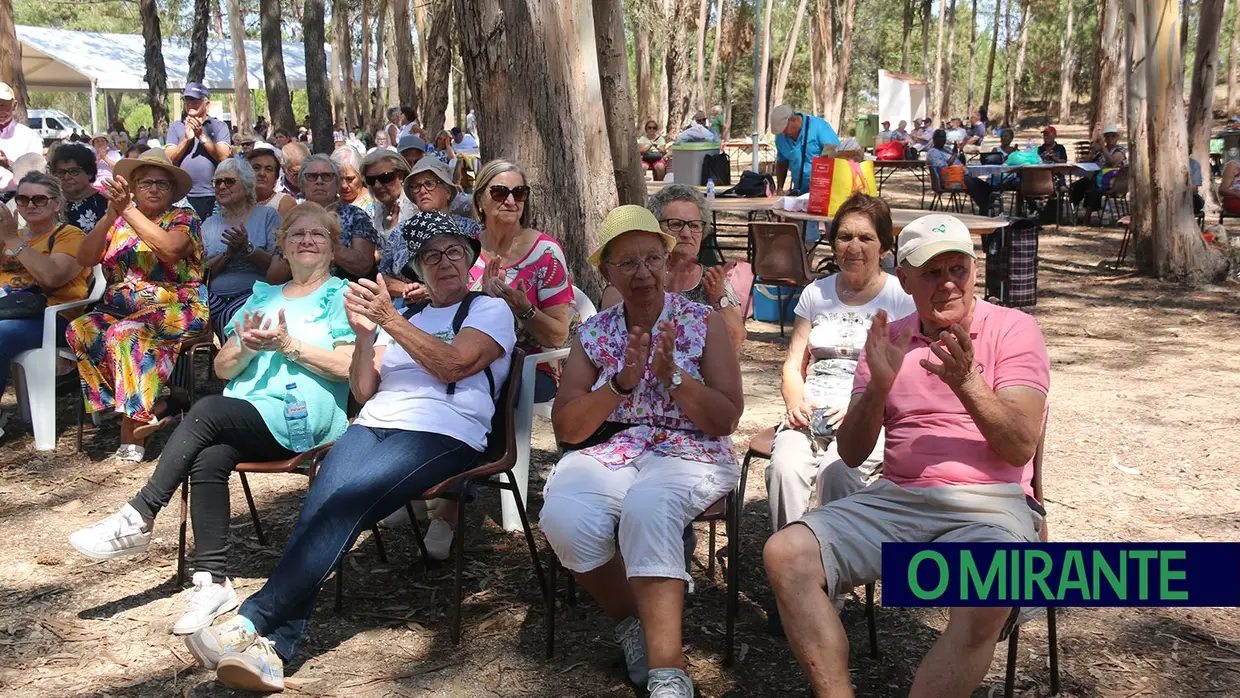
{"left": 360, "top": 0, "right": 373, "bottom": 128}
{"left": 1058, "top": 0, "right": 1076, "bottom": 124}
{"left": 331, "top": 1, "right": 347, "bottom": 127}
{"left": 1188, "top": 0, "right": 1226, "bottom": 221}
{"left": 385, "top": 1, "right": 399, "bottom": 109}
{"left": 771, "top": 0, "right": 809, "bottom": 109}
{"left": 817, "top": 0, "right": 836, "bottom": 120}
{"left": 828, "top": 0, "right": 856, "bottom": 127}
{"left": 260, "top": 0, "right": 296, "bottom": 133}
{"left": 1002, "top": 0, "right": 1013, "bottom": 123}
{"left": 227, "top": 0, "right": 251, "bottom": 136}
{"left": 692, "top": 0, "right": 710, "bottom": 110}
{"left": 1125, "top": 0, "right": 1153, "bottom": 267}
{"left": 901, "top": 0, "right": 914, "bottom": 73}
{"left": 1006, "top": 0, "right": 1031, "bottom": 125}
{"left": 414, "top": 0, "right": 429, "bottom": 87}
{"left": 140, "top": 0, "right": 170, "bottom": 135}
{"left": 932, "top": 0, "right": 948, "bottom": 122}
{"left": 966, "top": 0, "right": 977, "bottom": 113}
{"left": 636, "top": 23, "right": 652, "bottom": 120}
{"left": 0, "top": 0, "right": 29, "bottom": 123}
{"left": 339, "top": 1, "right": 359, "bottom": 129}
{"left": 940, "top": 0, "right": 958, "bottom": 119}
{"left": 391, "top": 0, "right": 418, "bottom": 113}
{"left": 705, "top": 0, "right": 725, "bottom": 108}
{"left": 1231, "top": 0, "right": 1240, "bottom": 114}
{"left": 304, "top": 0, "right": 333, "bottom": 152}
{"left": 921, "top": 0, "right": 931, "bottom": 77}
{"left": 187, "top": 0, "right": 211, "bottom": 84}
{"left": 665, "top": 0, "right": 696, "bottom": 135}
{"left": 595, "top": 0, "right": 645, "bottom": 205}
{"left": 1089, "top": 0, "right": 1124, "bottom": 133}
{"left": 810, "top": 1, "right": 823, "bottom": 115}
{"left": 422, "top": 0, "right": 453, "bottom": 135}
{"left": 757, "top": 0, "right": 774, "bottom": 134}
{"left": 982, "top": 0, "right": 1001, "bottom": 118}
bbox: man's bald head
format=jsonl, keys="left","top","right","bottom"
{"left": 282, "top": 142, "right": 310, "bottom": 166}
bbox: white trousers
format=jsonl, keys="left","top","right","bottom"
{"left": 540, "top": 450, "right": 739, "bottom": 582}
{"left": 765, "top": 428, "right": 884, "bottom": 534}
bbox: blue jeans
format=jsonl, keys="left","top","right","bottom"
{"left": 0, "top": 315, "right": 67, "bottom": 395}
{"left": 237, "top": 424, "right": 480, "bottom": 661}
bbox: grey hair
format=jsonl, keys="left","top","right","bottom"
{"left": 298, "top": 153, "right": 339, "bottom": 189}
{"left": 360, "top": 148, "right": 412, "bottom": 177}
{"left": 18, "top": 170, "right": 66, "bottom": 225}
{"left": 330, "top": 146, "right": 363, "bottom": 178}
{"left": 214, "top": 157, "right": 257, "bottom": 203}
{"left": 646, "top": 183, "right": 710, "bottom": 221}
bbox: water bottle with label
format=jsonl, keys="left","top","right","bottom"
{"left": 283, "top": 382, "right": 314, "bottom": 452}
{"left": 706, "top": 177, "right": 716, "bottom": 204}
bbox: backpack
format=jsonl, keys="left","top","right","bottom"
{"left": 701, "top": 152, "right": 732, "bottom": 185}
{"left": 719, "top": 170, "right": 775, "bottom": 198}
{"left": 875, "top": 141, "right": 904, "bottom": 161}
{"left": 400, "top": 291, "right": 495, "bottom": 397}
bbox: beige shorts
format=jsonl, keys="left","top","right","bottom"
{"left": 797, "top": 479, "right": 1043, "bottom": 598}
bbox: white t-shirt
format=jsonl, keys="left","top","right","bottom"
{"left": 0, "top": 122, "right": 43, "bottom": 164}
{"left": 794, "top": 273, "right": 917, "bottom": 409}
{"left": 354, "top": 295, "right": 516, "bottom": 451}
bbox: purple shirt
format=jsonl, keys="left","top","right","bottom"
{"left": 167, "top": 117, "right": 232, "bottom": 197}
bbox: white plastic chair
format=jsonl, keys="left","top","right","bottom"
{"left": 502, "top": 285, "right": 597, "bottom": 532}
{"left": 10, "top": 265, "right": 105, "bottom": 451}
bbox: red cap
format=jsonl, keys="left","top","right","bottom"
{"left": 1041, "top": 126, "right": 1057, "bottom": 136}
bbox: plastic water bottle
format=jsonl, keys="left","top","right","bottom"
{"left": 283, "top": 382, "right": 313, "bottom": 452}
{"left": 1026, "top": 139, "right": 1035, "bottom": 151}
{"left": 706, "top": 178, "right": 716, "bottom": 204}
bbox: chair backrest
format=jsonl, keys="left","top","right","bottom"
{"left": 571, "top": 284, "right": 597, "bottom": 323}
{"left": 1032, "top": 422, "right": 1048, "bottom": 542}
{"left": 1019, "top": 169, "right": 1056, "bottom": 197}
{"left": 928, "top": 165, "right": 947, "bottom": 194}
{"left": 1107, "top": 167, "right": 1130, "bottom": 196}
{"left": 1074, "top": 141, "right": 1092, "bottom": 162}
{"left": 480, "top": 347, "right": 527, "bottom": 467}
{"left": 750, "top": 222, "right": 815, "bottom": 284}
{"left": 85, "top": 264, "right": 105, "bottom": 302}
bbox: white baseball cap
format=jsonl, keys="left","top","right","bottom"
{"left": 770, "top": 104, "right": 794, "bottom": 134}
{"left": 896, "top": 214, "right": 977, "bottom": 267}
{"left": 0, "top": 82, "right": 14, "bottom": 101}
{"left": 1102, "top": 124, "right": 1120, "bottom": 135}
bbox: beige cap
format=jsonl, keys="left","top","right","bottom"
{"left": 1102, "top": 124, "right": 1120, "bottom": 135}
{"left": 0, "top": 82, "right": 14, "bottom": 101}
{"left": 896, "top": 214, "right": 976, "bottom": 267}
{"left": 770, "top": 104, "right": 794, "bottom": 134}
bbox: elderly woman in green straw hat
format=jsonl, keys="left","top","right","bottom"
{"left": 539, "top": 205, "right": 744, "bottom": 698}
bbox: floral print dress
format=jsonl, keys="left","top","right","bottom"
{"left": 66, "top": 207, "right": 208, "bottom": 424}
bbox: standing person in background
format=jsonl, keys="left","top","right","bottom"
{"left": 165, "top": 83, "right": 232, "bottom": 220}
{"left": 770, "top": 104, "right": 840, "bottom": 196}
{"left": 254, "top": 116, "right": 269, "bottom": 141}
{"left": 397, "top": 107, "right": 419, "bottom": 141}
{"left": 709, "top": 106, "right": 725, "bottom": 138}
{"left": 384, "top": 108, "right": 402, "bottom": 148}
{"left": 90, "top": 133, "right": 121, "bottom": 186}
{"left": 451, "top": 127, "right": 478, "bottom": 153}
{"left": 465, "top": 109, "right": 476, "bottom": 135}
{"left": 0, "top": 83, "right": 44, "bottom": 187}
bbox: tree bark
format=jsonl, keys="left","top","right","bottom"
{"left": 391, "top": 0, "right": 418, "bottom": 114}
{"left": 1188, "top": 0, "right": 1226, "bottom": 222}
{"left": 595, "top": 0, "right": 646, "bottom": 205}
{"left": 140, "top": 0, "right": 170, "bottom": 135}
{"left": 932, "top": 0, "right": 948, "bottom": 123}
{"left": 455, "top": 0, "right": 618, "bottom": 299}
{"left": 385, "top": 2, "right": 399, "bottom": 110}
{"left": 692, "top": 0, "right": 710, "bottom": 110}
{"left": 829, "top": 0, "right": 855, "bottom": 127}
{"left": 982, "top": 0, "right": 1001, "bottom": 118}
{"left": 1090, "top": 0, "right": 1124, "bottom": 133}
{"left": 414, "top": 0, "right": 429, "bottom": 89}
{"left": 636, "top": 24, "right": 652, "bottom": 121}
{"left": 1142, "top": 0, "right": 1230, "bottom": 282}
{"left": 705, "top": 0, "right": 725, "bottom": 109}
{"left": 360, "top": 0, "right": 373, "bottom": 128}
{"left": 228, "top": 0, "right": 252, "bottom": 136}
{"left": 1007, "top": 0, "right": 1031, "bottom": 125}
{"left": 331, "top": 2, "right": 347, "bottom": 128}
{"left": 187, "top": 0, "right": 211, "bottom": 85}
{"left": 372, "top": 0, "right": 389, "bottom": 127}
{"left": 921, "top": 0, "right": 931, "bottom": 78}
{"left": 757, "top": 0, "right": 774, "bottom": 135}
{"left": 772, "top": 0, "right": 809, "bottom": 110}
{"left": 1058, "top": 0, "right": 1076, "bottom": 124}
{"left": 1126, "top": 0, "right": 1154, "bottom": 269}
{"left": 666, "top": 0, "right": 696, "bottom": 135}
{"left": 304, "top": 0, "right": 333, "bottom": 153}
{"left": 966, "top": 0, "right": 977, "bottom": 112}
{"left": 1231, "top": 0, "right": 1240, "bottom": 114}
{"left": 422, "top": 0, "right": 453, "bottom": 135}
{"left": 901, "top": 0, "right": 913, "bottom": 73}
{"left": 1002, "top": 0, "right": 1013, "bottom": 124}
{"left": 941, "top": 0, "right": 958, "bottom": 120}
{"left": 0, "top": 0, "right": 29, "bottom": 123}
{"left": 340, "top": 3, "right": 359, "bottom": 130}
{"left": 819, "top": 0, "right": 837, "bottom": 120}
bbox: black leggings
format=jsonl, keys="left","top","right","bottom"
{"left": 130, "top": 395, "right": 294, "bottom": 581}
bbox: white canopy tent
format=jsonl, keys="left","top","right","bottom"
{"left": 16, "top": 24, "right": 350, "bottom": 132}
{"left": 878, "top": 70, "right": 929, "bottom": 130}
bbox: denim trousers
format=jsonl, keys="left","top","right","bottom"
{"left": 0, "top": 314, "right": 68, "bottom": 395}
{"left": 237, "top": 424, "right": 479, "bottom": 661}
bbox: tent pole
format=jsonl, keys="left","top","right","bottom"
{"left": 751, "top": 0, "right": 763, "bottom": 172}
{"left": 89, "top": 80, "right": 99, "bottom": 133}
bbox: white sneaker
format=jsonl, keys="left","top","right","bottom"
{"left": 424, "top": 518, "right": 454, "bottom": 561}
{"left": 647, "top": 667, "right": 695, "bottom": 697}
{"left": 69, "top": 503, "right": 151, "bottom": 560}
{"left": 172, "top": 572, "right": 239, "bottom": 635}
{"left": 185, "top": 615, "right": 258, "bottom": 669}
{"left": 112, "top": 444, "right": 145, "bottom": 463}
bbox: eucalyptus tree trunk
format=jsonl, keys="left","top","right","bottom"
{"left": 422, "top": 0, "right": 453, "bottom": 135}
{"left": 187, "top": 0, "right": 211, "bottom": 84}
{"left": 705, "top": 0, "right": 725, "bottom": 108}
{"left": 1188, "top": 0, "right": 1226, "bottom": 222}
{"left": 1058, "top": 0, "right": 1076, "bottom": 124}
{"left": 772, "top": 0, "right": 809, "bottom": 110}
{"left": 0, "top": 0, "right": 29, "bottom": 123}
{"left": 595, "top": 0, "right": 646, "bottom": 205}
{"left": 259, "top": 0, "right": 295, "bottom": 133}
{"left": 303, "top": 0, "right": 333, "bottom": 153}
{"left": 227, "top": 0, "right": 252, "bottom": 135}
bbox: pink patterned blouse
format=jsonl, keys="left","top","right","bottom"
{"left": 577, "top": 292, "right": 736, "bottom": 469}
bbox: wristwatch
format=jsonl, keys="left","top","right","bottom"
{"left": 6, "top": 242, "right": 29, "bottom": 257}
{"left": 243, "top": 241, "right": 255, "bottom": 255}
{"left": 714, "top": 294, "right": 733, "bottom": 309}
{"left": 664, "top": 367, "right": 683, "bottom": 392}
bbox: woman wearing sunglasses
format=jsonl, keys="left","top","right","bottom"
{"left": 201, "top": 158, "right": 282, "bottom": 339}
{"left": 0, "top": 172, "right": 91, "bottom": 430}
{"left": 360, "top": 149, "right": 415, "bottom": 275}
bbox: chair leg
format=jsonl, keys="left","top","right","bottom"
{"left": 865, "top": 582, "right": 878, "bottom": 658}
{"left": 505, "top": 470, "right": 550, "bottom": 619}
{"left": 1004, "top": 625, "right": 1020, "bottom": 698}
{"left": 407, "top": 503, "right": 431, "bottom": 569}
{"left": 1048, "top": 607, "right": 1061, "bottom": 695}
{"left": 75, "top": 381, "right": 85, "bottom": 453}
{"left": 238, "top": 473, "right": 267, "bottom": 546}
{"left": 177, "top": 476, "right": 189, "bottom": 587}
{"left": 723, "top": 490, "right": 741, "bottom": 667}
{"left": 450, "top": 490, "right": 468, "bottom": 645}
{"left": 545, "top": 552, "right": 558, "bottom": 659}
{"left": 334, "top": 557, "right": 344, "bottom": 613}
{"left": 707, "top": 521, "right": 717, "bottom": 578}
{"left": 371, "top": 525, "right": 388, "bottom": 564}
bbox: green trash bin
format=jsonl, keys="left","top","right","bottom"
{"left": 670, "top": 141, "right": 722, "bottom": 186}
{"left": 854, "top": 114, "right": 879, "bottom": 151}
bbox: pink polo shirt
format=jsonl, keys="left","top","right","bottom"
{"left": 852, "top": 299, "right": 1050, "bottom": 497}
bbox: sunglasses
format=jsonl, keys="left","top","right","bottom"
{"left": 303, "top": 171, "right": 336, "bottom": 183}
{"left": 15, "top": 194, "right": 53, "bottom": 208}
{"left": 364, "top": 170, "right": 400, "bottom": 187}
{"left": 212, "top": 177, "right": 238, "bottom": 189}
{"left": 488, "top": 185, "right": 530, "bottom": 204}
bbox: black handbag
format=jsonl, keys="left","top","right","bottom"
{"left": 719, "top": 170, "right": 775, "bottom": 198}
{"left": 0, "top": 288, "right": 48, "bottom": 320}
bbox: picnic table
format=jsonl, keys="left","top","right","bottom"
{"left": 965, "top": 162, "right": 1102, "bottom": 178}
{"left": 873, "top": 160, "right": 928, "bottom": 208}
{"left": 644, "top": 181, "right": 783, "bottom": 259}
{"left": 773, "top": 207, "right": 1011, "bottom": 235}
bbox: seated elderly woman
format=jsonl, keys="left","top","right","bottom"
{"left": 331, "top": 146, "right": 374, "bottom": 217}
{"left": 49, "top": 143, "right": 110, "bottom": 232}
{"left": 540, "top": 205, "right": 743, "bottom": 698}
{"left": 246, "top": 145, "right": 296, "bottom": 215}
{"left": 183, "top": 211, "right": 515, "bottom": 692}
{"left": 68, "top": 202, "right": 354, "bottom": 635}
{"left": 267, "top": 154, "right": 379, "bottom": 283}
{"left": 0, "top": 172, "right": 91, "bottom": 412}
{"left": 602, "top": 184, "right": 745, "bottom": 349}
{"left": 361, "top": 148, "right": 416, "bottom": 257}
{"left": 766, "top": 193, "right": 915, "bottom": 539}
{"left": 67, "top": 150, "right": 208, "bottom": 463}
{"left": 202, "top": 158, "right": 282, "bottom": 336}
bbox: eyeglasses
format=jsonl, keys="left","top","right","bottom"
{"left": 303, "top": 171, "right": 336, "bottom": 183}
{"left": 488, "top": 184, "right": 530, "bottom": 203}
{"left": 406, "top": 179, "right": 442, "bottom": 194}
{"left": 661, "top": 218, "right": 706, "bottom": 235}
{"left": 53, "top": 167, "right": 84, "bottom": 179}
{"left": 136, "top": 179, "right": 174, "bottom": 192}
{"left": 212, "top": 177, "right": 238, "bottom": 189}
{"left": 14, "top": 194, "right": 53, "bottom": 208}
{"left": 418, "top": 244, "right": 468, "bottom": 267}
{"left": 288, "top": 228, "right": 332, "bottom": 244}
{"left": 364, "top": 170, "right": 400, "bottom": 187}
{"left": 607, "top": 253, "right": 668, "bottom": 276}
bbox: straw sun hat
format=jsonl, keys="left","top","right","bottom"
{"left": 587, "top": 205, "right": 678, "bottom": 267}
{"left": 112, "top": 149, "right": 193, "bottom": 202}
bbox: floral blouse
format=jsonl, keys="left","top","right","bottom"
{"left": 577, "top": 292, "right": 736, "bottom": 469}
{"left": 104, "top": 206, "right": 205, "bottom": 291}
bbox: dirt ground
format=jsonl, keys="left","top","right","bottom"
{"left": 2, "top": 150, "right": 1240, "bottom": 697}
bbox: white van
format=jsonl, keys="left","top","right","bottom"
{"left": 27, "top": 109, "right": 87, "bottom": 145}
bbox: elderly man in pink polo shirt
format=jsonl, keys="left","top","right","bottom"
{"left": 763, "top": 213, "right": 1050, "bottom": 698}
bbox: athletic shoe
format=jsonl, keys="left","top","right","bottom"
{"left": 614, "top": 616, "right": 648, "bottom": 685}
{"left": 184, "top": 615, "right": 258, "bottom": 670}
{"left": 424, "top": 519, "right": 454, "bottom": 561}
{"left": 216, "top": 636, "right": 284, "bottom": 692}
{"left": 112, "top": 444, "right": 145, "bottom": 463}
{"left": 647, "top": 667, "right": 695, "bottom": 698}
{"left": 378, "top": 504, "right": 411, "bottom": 529}
{"left": 68, "top": 503, "right": 151, "bottom": 560}
{"left": 172, "top": 572, "right": 239, "bottom": 635}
